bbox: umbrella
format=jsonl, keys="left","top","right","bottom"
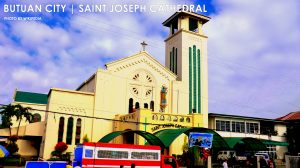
{"left": 0, "top": 144, "right": 9, "bottom": 157}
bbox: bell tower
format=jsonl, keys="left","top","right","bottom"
{"left": 163, "top": 11, "right": 210, "bottom": 124}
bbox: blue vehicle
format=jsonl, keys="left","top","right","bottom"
{"left": 25, "top": 161, "right": 67, "bottom": 168}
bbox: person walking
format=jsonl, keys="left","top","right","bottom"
{"left": 259, "top": 156, "right": 268, "bottom": 168}
{"left": 222, "top": 159, "right": 228, "bottom": 168}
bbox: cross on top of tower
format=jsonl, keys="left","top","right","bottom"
{"left": 141, "top": 41, "right": 148, "bottom": 51}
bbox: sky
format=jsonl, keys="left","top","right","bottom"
{"left": 0, "top": 0, "right": 300, "bottom": 119}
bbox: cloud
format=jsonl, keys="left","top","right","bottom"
{"left": 1, "top": 0, "right": 299, "bottom": 120}
{"left": 0, "top": 0, "right": 194, "bottom": 105}
{"left": 11, "top": 21, "right": 71, "bottom": 56}
{"left": 12, "top": 68, "right": 39, "bottom": 83}
{"left": 205, "top": 0, "right": 300, "bottom": 118}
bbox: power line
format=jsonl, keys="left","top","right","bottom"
{"left": 72, "top": 14, "right": 299, "bottom": 79}
{"left": 76, "top": 65, "right": 294, "bottom": 117}
{"left": 72, "top": 14, "right": 166, "bottom": 47}
{"left": 72, "top": 17, "right": 300, "bottom": 92}
{"left": 3, "top": 14, "right": 300, "bottom": 118}
{"left": 0, "top": 103, "right": 191, "bottom": 128}
{"left": 0, "top": 103, "right": 286, "bottom": 138}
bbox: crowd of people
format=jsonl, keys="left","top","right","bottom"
{"left": 222, "top": 156, "right": 275, "bottom": 168}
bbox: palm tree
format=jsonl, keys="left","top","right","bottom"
{"left": 0, "top": 104, "right": 33, "bottom": 137}
{"left": 0, "top": 104, "right": 32, "bottom": 155}
{"left": 14, "top": 104, "right": 33, "bottom": 137}
{"left": 0, "top": 104, "right": 16, "bottom": 136}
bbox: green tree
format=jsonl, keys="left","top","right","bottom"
{"left": 0, "top": 104, "right": 33, "bottom": 155}
{"left": 0, "top": 104, "right": 16, "bottom": 136}
{"left": 0, "top": 104, "right": 33, "bottom": 137}
{"left": 14, "top": 104, "right": 33, "bottom": 136}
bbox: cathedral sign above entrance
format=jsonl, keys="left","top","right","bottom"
{"left": 151, "top": 123, "right": 186, "bottom": 132}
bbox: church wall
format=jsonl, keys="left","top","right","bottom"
{"left": 17, "top": 139, "right": 38, "bottom": 156}
{"left": 181, "top": 31, "right": 209, "bottom": 127}
{"left": 169, "top": 134, "right": 187, "bottom": 155}
{"left": 92, "top": 53, "right": 177, "bottom": 142}
{"left": 105, "top": 53, "right": 176, "bottom": 114}
{"left": 172, "top": 81, "right": 188, "bottom": 116}
{"left": 77, "top": 75, "right": 96, "bottom": 93}
{"left": 165, "top": 31, "right": 183, "bottom": 81}
{"left": 92, "top": 69, "right": 128, "bottom": 142}
{"left": 113, "top": 113, "right": 140, "bottom": 144}
{"left": 115, "top": 109, "right": 204, "bottom": 156}
{"left": 165, "top": 28, "right": 209, "bottom": 127}
{"left": 41, "top": 89, "right": 94, "bottom": 159}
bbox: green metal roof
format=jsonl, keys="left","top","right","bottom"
{"left": 224, "top": 137, "right": 267, "bottom": 151}
{"left": 260, "top": 139, "right": 289, "bottom": 146}
{"left": 99, "top": 128, "right": 229, "bottom": 150}
{"left": 99, "top": 130, "right": 165, "bottom": 149}
{"left": 154, "top": 128, "right": 190, "bottom": 147}
{"left": 223, "top": 137, "right": 244, "bottom": 149}
{"left": 15, "top": 91, "right": 48, "bottom": 104}
{"left": 154, "top": 127, "right": 229, "bottom": 150}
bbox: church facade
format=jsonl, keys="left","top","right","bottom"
{"left": 3, "top": 11, "right": 211, "bottom": 159}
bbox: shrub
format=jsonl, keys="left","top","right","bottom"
{"left": 61, "top": 152, "right": 71, "bottom": 161}
{"left": 55, "top": 142, "right": 68, "bottom": 153}
{"left": 51, "top": 142, "right": 68, "bottom": 159}
{"left": 8, "top": 135, "right": 19, "bottom": 142}
{"left": 51, "top": 150, "right": 61, "bottom": 157}
{"left": 82, "top": 134, "right": 90, "bottom": 143}
{"left": 47, "top": 157, "right": 62, "bottom": 161}
{"left": 3, "top": 157, "right": 25, "bottom": 166}
{"left": 6, "top": 143, "right": 19, "bottom": 154}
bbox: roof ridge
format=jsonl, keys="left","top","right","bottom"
{"left": 277, "top": 111, "right": 300, "bottom": 120}
{"left": 14, "top": 90, "right": 48, "bottom": 105}
{"left": 17, "top": 90, "right": 47, "bottom": 95}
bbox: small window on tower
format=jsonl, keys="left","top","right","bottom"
{"left": 171, "top": 20, "right": 178, "bottom": 34}
{"left": 144, "top": 103, "right": 148, "bottom": 109}
{"left": 150, "top": 101, "right": 154, "bottom": 111}
{"left": 189, "top": 18, "right": 198, "bottom": 32}
{"left": 135, "top": 102, "right": 140, "bottom": 109}
{"left": 129, "top": 98, "right": 133, "bottom": 113}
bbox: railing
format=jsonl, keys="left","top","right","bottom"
{"left": 151, "top": 113, "right": 192, "bottom": 123}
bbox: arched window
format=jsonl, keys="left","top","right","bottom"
{"left": 129, "top": 98, "right": 133, "bottom": 113}
{"left": 135, "top": 102, "right": 140, "bottom": 109}
{"left": 173, "top": 116, "right": 178, "bottom": 122}
{"left": 166, "top": 115, "right": 171, "bottom": 121}
{"left": 144, "top": 103, "right": 148, "bottom": 109}
{"left": 57, "top": 117, "right": 64, "bottom": 142}
{"left": 32, "top": 113, "right": 41, "bottom": 122}
{"left": 75, "top": 118, "right": 82, "bottom": 144}
{"left": 66, "top": 117, "right": 74, "bottom": 144}
{"left": 186, "top": 117, "right": 191, "bottom": 123}
{"left": 152, "top": 115, "right": 158, "bottom": 120}
{"left": 150, "top": 101, "right": 154, "bottom": 111}
{"left": 180, "top": 117, "right": 184, "bottom": 122}
{"left": 160, "top": 115, "right": 165, "bottom": 121}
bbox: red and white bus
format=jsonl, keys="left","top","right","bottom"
{"left": 74, "top": 142, "right": 178, "bottom": 168}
